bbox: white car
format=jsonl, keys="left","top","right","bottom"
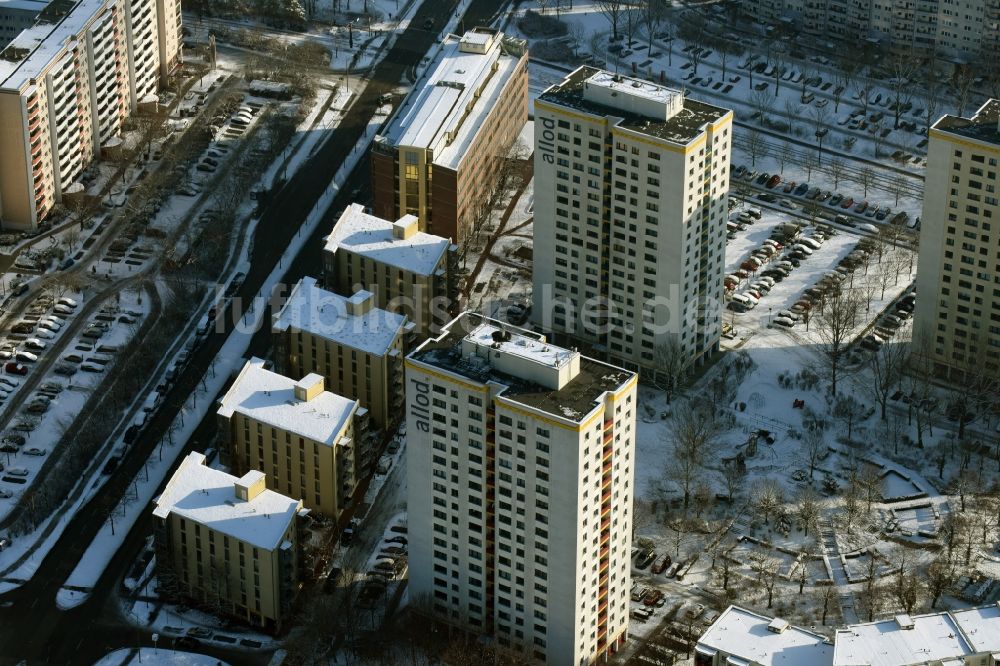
{"left": 24, "top": 339, "right": 46, "bottom": 350}
{"left": 15, "top": 351, "right": 37, "bottom": 363}
{"left": 773, "top": 316, "right": 795, "bottom": 328}
{"left": 53, "top": 305, "right": 73, "bottom": 316}
{"left": 57, "top": 297, "right": 78, "bottom": 308}
{"left": 38, "top": 321, "right": 60, "bottom": 332}
{"left": 33, "top": 330, "right": 54, "bottom": 340}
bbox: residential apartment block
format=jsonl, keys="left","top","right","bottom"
{"left": 405, "top": 312, "right": 638, "bottom": 663}
{"left": 152, "top": 451, "right": 307, "bottom": 632}
{"left": 740, "top": 0, "right": 1000, "bottom": 60}
{"left": 696, "top": 603, "right": 1000, "bottom": 666}
{"left": 532, "top": 67, "right": 732, "bottom": 375}
{"left": 371, "top": 28, "right": 528, "bottom": 245}
{"left": 0, "top": 0, "right": 182, "bottom": 230}
{"left": 323, "top": 203, "right": 459, "bottom": 339}
{"left": 217, "top": 357, "right": 369, "bottom": 520}
{"left": 0, "top": 0, "right": 46, "bottom": 47}
{"left": 272, "top": 276, "right": 414, "bottom": 470}
{"left": 695, "top": 606, "right": 833, "bottom": 666}
{"left": 914, "top": 99, "right": 1000, "bottom": 379}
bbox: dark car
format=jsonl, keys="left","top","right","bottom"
{"left": 794, "top": 183, "right": 810, "bottom": 196}
{"left": 766, "top": 174, "right": 781, "bottom": 189}
{"left": 5, "top": 363, "right": 27, "bottom": 376}
{"left": 635, "top": 550, "right": 656, "bottom": 569}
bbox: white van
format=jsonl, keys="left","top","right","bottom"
{"left": 857, "top": 223, "right": 878, "bottom": 234}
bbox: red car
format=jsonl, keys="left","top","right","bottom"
{"left": 782, "top": 181, "right": 796, "bottom": 193}
{"left": 840, "top": 197, "right": 855, "bottom": 209}
{"left": 766, "top": 175, "right": 781, "bottom": 189}
{"left": 5, "top": 362, "right": 27, "bottom": 376}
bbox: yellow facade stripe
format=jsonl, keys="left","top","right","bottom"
{"left": 404, "top": 359, "right": 490, "bottom": 393}
{"left": 498, "top": 397, "right": 604, "bottom": 432}
{"left": 929, "top": 128, "right": 1000, "bottom": 154}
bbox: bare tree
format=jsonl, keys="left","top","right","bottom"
{"left": 665, "top": 400, "right": 725, "bottom": 513}
{"left": 818, "top": 582, "right": 838, "bottom": 624}
{"left": 856, "top": 553, "right": 883, "bottom": 621}
{"left": 868, "top": 338, "right": 908, "bottom": 420}
{"left": 888, "top": 51, "right": 919, "bottom": 129}
{"left": 815, "top": 286, "right": 862, "bottom": 395}
{"left": 751, "top": 478, "right": 784, "bottom": 526}
{"left": 641, "top": 0, "right": 667, "bottom": 58}
{"left": 750, "top": 89, "right": 775, "bottom": 124}
{"left": 801, "top": 428, "right": 826, "bottom": 481}
{"left": 833, "top": 393, "right": 865, "bottom": 441}
{"left": 654, "top": 338, "right": 689, "bottom": 404}
{"left": 597, "top": 0, "right": 627, "bottom": 41}
{"left": 745, "top": 129, "right": 766, "bottom": 166}
{"left": 856, "top": 166, "right": 876, "bottom": 198}
{"left": 778, "top": 141, "right": 794, "bottom": 174}
{"left": 716, "top": 40, "right": 741, "bottom": 83}
{"left": 678, "top": 14, "right": 708, "bottom": 75}
{"left": 870, "top": 116, "right": 888, "bottom": 158}
{"left": 783, "top": 98, "right": 801, "bottom": 133}
{"left": 828, "top": 157, "right": 846, "bottom": 189}
{"left": 831, "top": 63, "right": 856, "bottom": 113}
{"left": 771, "top": 55, "right": 785, "bottom": 97}
{"left": 952, "top": 66, "right": 976, "bottom": 118}
{"left": 623, "top": 1, "right": 641, "bottom": 46}
{"left": 748, "top": 550, "right": 781, "bottom": 608}
{"left": 797, "top": 487, "right": 821, "bottom": 537}
{"left": 927, "top": 554, "right": 955, "bottom": 609}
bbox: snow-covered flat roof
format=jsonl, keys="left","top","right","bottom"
{"left": 697, "top": 606, "right": 832, "bottom": 666}
{"left": 153, "top": 452, "right": 300, "bottom": 551}
{"left": 272, "top": 276, "right": 408, "bottom": 356}
{"left": 949, "top": 604, "right": 1000, "bottom": 654}
{"left": 466, "top": 322, "right": 576, "bottom": 370}
{"left": 833, "top": 611, "right": 973, "bottom": 666}
{"left": 0, "top": 0, "right": 109, "bottom": 91}
{"left": 217, "top": 357, "right": 358, "bottom": 446}
{"left": 377, "top": 30, "right": 524, "bottom": 169}
{"left": 324, "top": 203, "right": 452, "bottom": 275}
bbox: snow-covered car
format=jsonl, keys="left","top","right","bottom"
{"left": 52, "top": 305, "right": 73, "bottom": 316}
{"left": 24, "top": 338, "right": 46, "bottom": 350}
{"left": 22, "top": 447, "right": 45, "bottom": 456}
{"left": 5, "top": 467, "right": 28, "bottom": 477}
{"left": 56, "top": 297, "right": 77, "bottom": 308}
{"left": 15, "top": 352, "right": 37, "bottom": 364}
{"left": 772, "top": 317, "right": 795, "bottom": 328}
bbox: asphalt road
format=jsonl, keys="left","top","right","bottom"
{"left": 0, "top": 0, "right": 507, "bottom": 661}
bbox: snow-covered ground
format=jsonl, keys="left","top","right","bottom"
{"left": 93, "top": 648, "right": 230, "bottom": 666}
{"left": 57, "top": 108, "right": 388, "bottom": 617}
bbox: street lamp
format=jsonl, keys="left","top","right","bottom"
{"left": 815, "top": 128, "right": 827, "bottom": 166}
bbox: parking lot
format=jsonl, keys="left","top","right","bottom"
{"left": 722, "top": 202, "right": 916, "bottom": 352}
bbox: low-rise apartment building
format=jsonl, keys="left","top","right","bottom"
{"left": 0, "top": 0, "right": 182, "bottom": 230}
{"left": 323, "top": 203, "right": 459, "bottom": 339}
{"left": 217, "top": 357, "right": 369, "bottom": 520}
{"left": 914, "top": 99, "right": 1000, "bottom": 379}
{"left": 152, "top": 451, "right": 307, "bottom": 632}
{"left": 696, "top": 604, "right": 1000, "bottom": 666}
{"left": 272, "top": 276, "right": 414, "bottom": 468}
{"left": 371, "top": 28, "right": 528, "bottom": 245}
{"left": 695, "top": 605, "right": 833, "bottom": 666}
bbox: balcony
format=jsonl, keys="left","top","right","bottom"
{"left": 603, "top": 431, "right": 613, "bottom": 445}
{"left": 601, "top": 489, "right": 612, "bottom": 504}
{"left": 600, "top": 516, "right": 611, "bottom": 531}
{"left": 603, "top": 418, "right": 613, "bottom": 430}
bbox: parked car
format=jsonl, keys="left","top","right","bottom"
{"left": 22, "top": 447, "right": 45, "bottom": 456}
{"left": 635, "top": 550, "right": 656, "bottom": 569}
{"left": 14, "top": 352, "right": 36, "bottom": 364}
{"left": 651, "top": 554, "right": 672, "bottom": 574}
{"left": 24, "top": 338, "right": 45, "bottom": 351}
